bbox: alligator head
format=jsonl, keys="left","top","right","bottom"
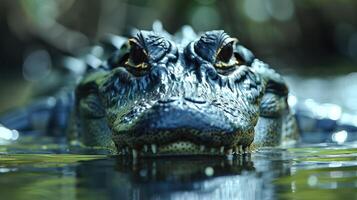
{"left": 71, "top": 29, "right": 298, "bottom": 157}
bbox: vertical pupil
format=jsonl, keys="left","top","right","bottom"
{"left": 217, "top": 42, "right": 233, "bottom": 62}
{"left": 130, "top": 44, "right": 147, "bottom": 65}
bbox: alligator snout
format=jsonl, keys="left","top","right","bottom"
{"left": 111, "top": 98, "right": 255, "bottom": 156}
{"left": 130, "top": 99, "right": 235, "bottom": 134}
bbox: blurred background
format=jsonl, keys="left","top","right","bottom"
{"left": 0, "top": 0, "right": 357, "bottom": 112}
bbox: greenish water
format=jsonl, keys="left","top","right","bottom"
{"left": 0, "top": 136, "right": 356, "bottom": 200}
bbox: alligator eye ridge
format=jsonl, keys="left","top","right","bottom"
{"left": 125, "top": 39, "right": 149, "bottom": 70}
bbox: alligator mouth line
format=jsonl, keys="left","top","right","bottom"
{"left": 117, "top": 141, "right": 253, "bottom": 159}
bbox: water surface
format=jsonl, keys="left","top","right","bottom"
{"left": 0, "top": 136, "right": 356, "bottom": 200}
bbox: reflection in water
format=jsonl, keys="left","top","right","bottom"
{"left": 76, "top": 154, "right": 288, "bottom": 199}
{"left": 0, "top": 144, "right": 356, "bottom": 200}
{"left": 77, "top": 155, "right": 261, "bottom": 200}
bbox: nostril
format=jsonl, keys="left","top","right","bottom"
{"left": 158, "top": 97, "right": 206, "bottom": 104}
{"left": 158, "top": 98, "right": 178, "bottom": 104}
{"left": 184, "top": 97, "right": 206, "bottom": 104}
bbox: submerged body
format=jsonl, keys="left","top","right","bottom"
{"left": 1, "top": 27, "right": 299, "bottom": 156}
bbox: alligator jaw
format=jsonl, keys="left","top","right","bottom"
{"left": 116, "top": 140, "right": 253, "bottom": 159}
{"left": 112, "top": 125, "right": 255, "bottom": 158}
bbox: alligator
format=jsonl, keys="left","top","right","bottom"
{"left": 1, "top": 26, "right": 301, "bottom": 157}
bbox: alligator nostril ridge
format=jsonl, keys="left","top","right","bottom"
{"left": 158, "top": 97, "right": 206, "bottom": 104}
{"left": 184, "top": 97, "right": 206, "bottom": 104}
{"left": 158, "top": 98, "right": 178, "bottom": 104}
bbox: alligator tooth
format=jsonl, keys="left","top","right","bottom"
{"left": 143, "top": 145, "right": 148, "bottom": 152}
{"left": 200, "top": 145, "right": 205, "bottom": 152}
{"left": 151, "top": 144, "right": 157, "bottom": 154}
{"left": 234, "top": 146, "right": 239, "bottom": 154}
{"left": 248, "top": 145, "right": 254, "bottom": 153}
{"left": 220, "top": 146, "right": 224, "bottom": 154}
{"left": 132, "top": 149, "right": 138, "bottom": 159}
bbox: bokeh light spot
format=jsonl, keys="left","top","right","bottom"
{"left": 205, "top": 167, "right": 214, "bottom": 177}
{"left": 243, "top": 0, "right": 269, "bottom": 22}
{"left": 265, "top": 0, "right": 295, "bottom": 21}
{"left": 307, "top": 175, "right": 318, "bottom": 187}
{"left": 0, "top": 127, "right": 19, "bottom": 141}
{"left": 22, "top": 50, "right": 52, "bottom": 82}
{"left": 331, "top": 130, "right": 348, "bottom": 144}
{"left": 191, "top": 6, "right": 220, "bottom": 31}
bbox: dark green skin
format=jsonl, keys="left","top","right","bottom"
{"left": 70, "top": 30, "right": 298, "bottom": 156}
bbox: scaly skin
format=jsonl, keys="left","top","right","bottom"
{"left": 70, "top": 30, "right": 298, "bottom": 157}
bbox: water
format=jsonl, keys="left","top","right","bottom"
{"left": 0, "top": 136, "right": 356, "bottom": 200}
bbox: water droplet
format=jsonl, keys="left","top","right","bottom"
{"left": 307, "top": 175, "right": 318, "bottom": 187}
{"left": 205, "top": 167, "right": 214, "bottom": 177}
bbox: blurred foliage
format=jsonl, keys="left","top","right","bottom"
{"left": 0, "top": 0, "right": 357, "bottom": 110}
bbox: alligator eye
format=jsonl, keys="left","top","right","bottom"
{"left": 214, "top": 39, "right": 239, "bottom": 69}
{"left": 125, "top": 39, "right": 149, "bottom": 70}
{"left": 217, "top": 41, "right": 234, "bottom": 62}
